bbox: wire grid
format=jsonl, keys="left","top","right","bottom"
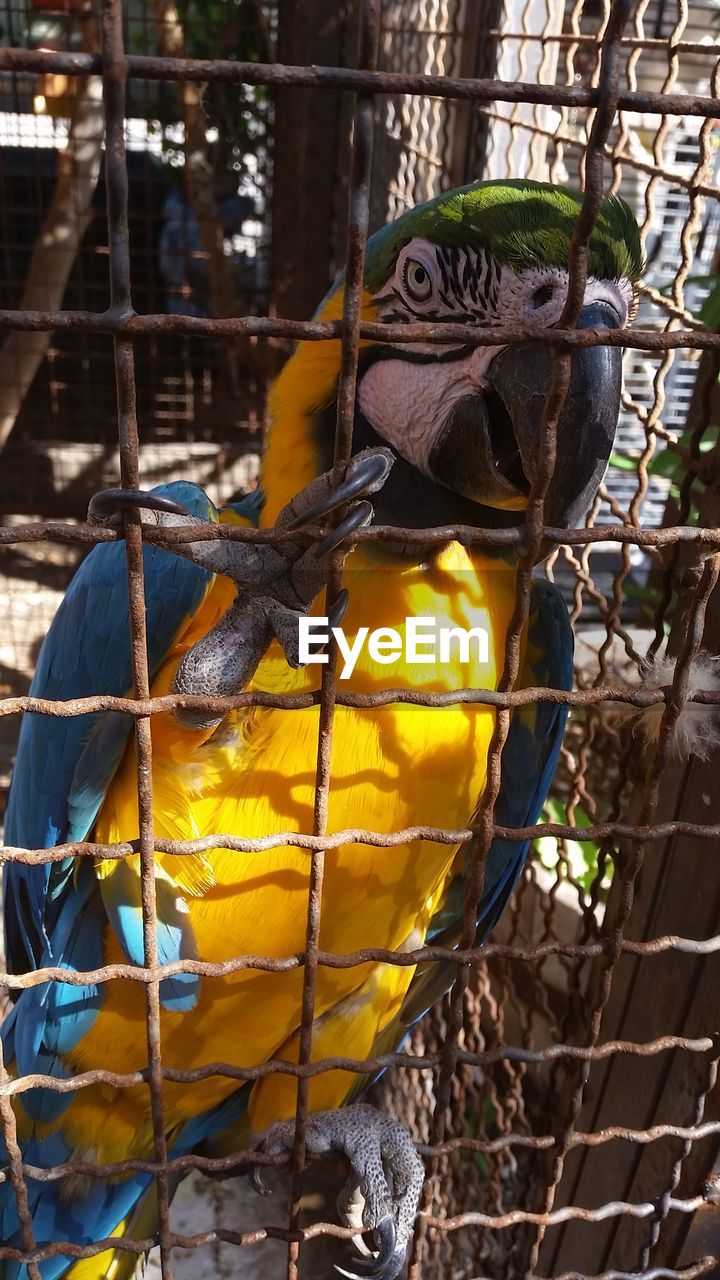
{"left": 0, "top": 0, "right": 272, "bottom": 518}
{"left": 2, "top": 0, "right": 720, "bottom": 1278}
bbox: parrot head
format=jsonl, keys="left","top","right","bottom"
{"left": 265, "top": 179, "right": 643, "bottom": 542}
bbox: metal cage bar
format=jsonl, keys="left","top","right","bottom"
{"left": 1, "top": 0, "right": 720, "bottom": 1275}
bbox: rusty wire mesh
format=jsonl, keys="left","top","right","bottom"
{"left": 2, "top": 0, "right": 720, "bottom": 1277}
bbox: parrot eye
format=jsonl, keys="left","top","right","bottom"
{"left": 403, "top": 258, "right": 434, "bottom": 302}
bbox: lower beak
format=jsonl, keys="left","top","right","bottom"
{"left": 428, "top": 300, "right": 623, "bottom": 529}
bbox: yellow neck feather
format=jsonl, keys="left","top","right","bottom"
{"left": 260, "top": 283, "right": 379, "bottom": 525}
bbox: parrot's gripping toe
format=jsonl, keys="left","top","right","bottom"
{"left": 284, "top": 448, "right": 394, "bottom": 532}
{"left": 87, "top": 487, "right": 190, "bottom": 526}
{"left": 86, "top": 450, "right": 394, "bottom": 729}
{"left": 252, "top": 1103, "right": 423, "bottom": 1280}
{"left": 313, "top": 499, "right": 374, "bottom": 559}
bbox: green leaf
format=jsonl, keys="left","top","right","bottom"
{"left": 609, "top": 452, "right": 639, "bottom": 471}
{"left": 625, "top": 582, "right": 660, "bottom": 602}
{"left": 647, "top": 449, "right": 684, "bottom": 480}
{"left": 699, "top": 277, "right": 720, "bottom": 329}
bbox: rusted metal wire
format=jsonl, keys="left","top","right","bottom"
{"left": 534, "top": 555, "right": 720, "bottom": 1274}
{"left": 3, "top": 935, "right": 720, "bottom": 995}
{"left": 411, "top": 6, "right": 633, "bottom": 1270}
{"left": 488, "top": 31, "right": 720, "bottom": 53}
{"left": 7, "top": 1117, "right": 720, "bottom": 1191}
{"left": 547, "top": 1266, "right": 718, "bottom": 1280}
{"left": 8, "top": 516, "right": 720, "bottom": 551}
{"left": 478, "top": 105, "right": 720, "bottom": 209}
{"left": 414, "top": 5, "right": 634, "bottom": 1274}
{"left": 99, "top": 1, "right": 174, "bottom": 1274}
{"left": 0, "top": 1037, "right": 40, "bottom": 1280}
{"left": 4, "top": 676, "right": 720, "bottom": 723}
{"left": 639, "top": 1036, "right": 720, "bottom": 1270}
{"left": 5, "top": 310, "right": 720, "bottom": 349}
{"left": 5, "top": 816, "right": 720, "bottom": 868}
{"left": 284, "top": 7, "right": 380, "bottom": 1277}
{"left": 0, "top": 1200, "right": 716, "bottom": 1268}
{"left": 3, "top": 0, "right": 720, "bottom": 1275}
{"left": 0, "top": 47, "right": 719, "bottom": 118}
{"left": 0, "top": 1034, "right": 714, "bottom": 1099}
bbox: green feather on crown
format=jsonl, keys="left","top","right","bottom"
{"left": 362, "top": 179, "right": 644, "bottom": 291}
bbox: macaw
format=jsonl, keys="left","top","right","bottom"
{"left": 1, "top": 179, "right": 643, "bottom": 1280}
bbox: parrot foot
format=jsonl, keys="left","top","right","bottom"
{"left": 86, "top": 447, "right": 394, "bottom": 730}
{"left": 252, "top": 1103, "right": 424, "bottom": 1280}
{"left": 281, "top": 448, "right": 393, "bottom": 532}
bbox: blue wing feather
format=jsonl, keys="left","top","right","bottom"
{"left": 0, "top": 1113, "right": 152, "bottom": 1280}
{"left": 0, "top": 1086, "right": 253, "bottom": 1280}
{"left": 3, "top": 481, "right": 216, "bottom": 977}
{"left": 1, "top": 483, "right": 216, "bottom": 1135}
{"left": 101, "top": 860, "right": 201, "bottom": 1013}
{"left": 0, "top": 482, "right": 268, "bottom": 1274}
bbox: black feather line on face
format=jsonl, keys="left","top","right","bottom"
{"left": 383, "top": 284, "right": 483, "bottom": 327}
{"left": 448, "top": 249, "right": 464, "bottom": 306}
{"left": 491, "top": 255, "right": 502, "bottom": 308}
{"left": 360, "top": 342, "right": 477, "bottom": 366}
{"left": 435, "top": 247, "right": 451, "bottom": 294}
{"left": 388, "top": 286, "right": 446, "bottom": 322}
{"left": 480, "top": 250, "right": 492, "bottom": 307}
{"left": 462, "top": 253, "right": 473, "bottom": 294}
{"left": 377, "top": 243, "right": 503, "bottom": 325}
{"left": 466, "top": 254, "right": 479, "bottom": 305}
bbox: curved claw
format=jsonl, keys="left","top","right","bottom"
{"left": 313, "top": 588, "right": 352, "bottom": 662}
{"left": 87, "top": 487, "right": 189, "bottom": 526}
{"left": 372, "top": 1215, "right": 397, "bottom": 1261}
{"left": 314, "top": 501, "right": 373, "bottom": 559}
{"left": 337, "top": 1246, "right": 408, "bottom": 1280}
{"left": 328, "top": 588, "right": 350, "bottom": 630}
{"left": 287, "top": 450, "right": 393, "bottom": 531}
{"left": 335, "top": 1250, "right": 407, "bottom": 1280}
{"left": 249, "top": 1161, "right": 273, "bottom": 1197}
{"left": 335, "top": 1216, "right": 404, "bottom": 1280}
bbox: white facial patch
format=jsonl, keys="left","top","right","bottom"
{"left": 358, "top": 345, "right": 497, "bottom": 471}
{"left": 496, "top": 265, "right": 632, "bottom": 329}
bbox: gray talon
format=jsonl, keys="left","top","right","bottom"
{"left": 87, "top": 487, "right": 189, "bottom": 525}
{"left": 250, "top": 1161, "right": 272, "bottom": 1197}
{"left": 254, "top": 1104, "right": 422, "bottom": 1280}
{"left": 314, "top": 589, "right": 352, "bottom": 661}
{"left": 328, "top": 589, "right": 350, "bottom": 629}
{"left": 351, "top": 1245, "right": 408, "bottom": 1280}
{"left": 287, "top": 450, "right": 394, "bottom": 529}
{"left": 95, "top": 451, "right": 393, "bottom": 727}
{"left": 314, "top": 501, "right": 374, "bottom": 558}
{"left": 373, "top": 1215, "right": 396, "bottom": 1260}
{"left": 338, "top": 1215, "right": 402, "bottom": 1280}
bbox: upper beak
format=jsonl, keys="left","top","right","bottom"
{"left": 428, "top": 300, "right": 623, "bottom": 529}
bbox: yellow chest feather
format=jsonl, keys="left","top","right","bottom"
{"left": 79, "top": 539, "right": 521, "bottom": 1143}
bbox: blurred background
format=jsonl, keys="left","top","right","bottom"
{"left": 3, "top": 2, "right": 720, "bottom": 1277}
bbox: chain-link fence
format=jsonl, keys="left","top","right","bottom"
{"left": 2, "top": 1, "right": 720, "bottom": 1278}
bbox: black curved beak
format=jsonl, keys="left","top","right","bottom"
{"left": 428, "top": 300, "right": 623, "bottom": 529}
